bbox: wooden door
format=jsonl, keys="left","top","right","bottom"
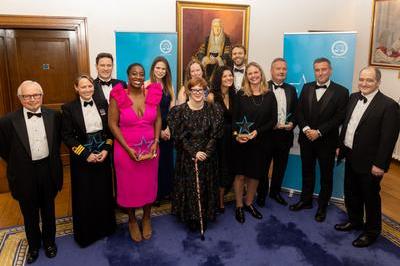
{"left": 0, "top": 28, "right": 82, "bottom": 192}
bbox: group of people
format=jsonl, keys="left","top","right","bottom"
{"left": 0, "top": 44, "right": 399, "bottom": 264}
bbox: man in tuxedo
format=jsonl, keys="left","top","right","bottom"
{"left": 0, "top": 81, "right": 63, "bottom": 263}
{"left": 335, "top": 67, "right": 400, "bottom": 247}
{"left": 231, "top": 44, "right": 246, "bottom": 92}
{"left": 256, "top": 58, "right": 297, "bottom": 207}
{"left": 290, "top": 58, "right": 349, "bottom": 223}
{"left": 93, "top": 52, "right": 126, "bottom": 106}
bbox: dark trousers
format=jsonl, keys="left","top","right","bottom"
{"left": 18, "top": 158, "right": 56, "bottom": 249}
{"left": 344, "top": 158, "right": 382, "bottom": 236}
{"left": 258, "top": 145, "right": 290, "bottom": 198}
{"left": 299, "top": 142, "right": 335, "bottom": 207}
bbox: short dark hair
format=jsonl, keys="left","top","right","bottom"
{"left": 231, "top": 44, "right": 246, "bottom": 55}
{"left": 270, "top": 57, "right": 287, "bottom": 68}
{"left": 313, "top": 57, "right": 331, "bottom": 68}
{"left": 96, "top": 53, "right": 114, "bottom": 65}
{"left": 360, "top": 66, "right": 382, "bottom": 82}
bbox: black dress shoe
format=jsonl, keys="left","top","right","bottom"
{"left": 235, "top": 207, "right": 245, "bottom": 224}
{"left": 352, "top": 233, "right": 378, "bottom": 248}
{"left": 244, "top": 204, "right": 263, "bottom": 219}
{"left": 269, "top": 193, "right": 288, "bottom": 206}
{"left": 44, "top": 244, "right": 57, "bottom": 258}
{"left": 315, "top": 207, "right": 327, "bottom": 222}
{"left": 256, "top": 196, "right": 266, "bottom": 207}
{"left": 289, "top": 201, "right": 313, "bottom": 211}
{"left": 335, "top": 222, "right": 363, "bottom": 232}
{"left": 26, "top": 248, "right": 39, "bottom": 264}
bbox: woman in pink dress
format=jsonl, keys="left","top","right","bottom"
{"left": 108, "top": 63, "right": 162, "bottom": 243}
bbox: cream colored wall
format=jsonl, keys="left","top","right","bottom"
{"left": 0, "top": 0, "right": 399, "bottom": 101}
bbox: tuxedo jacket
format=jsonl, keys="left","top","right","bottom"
{"left": 296, "top": 81, "right": 349, "bottom": 149}
{"left": 93, "top": 77, "right": 127, "bottom": 106}
{"left": 338, "top": 91, "right": 400, "bottom": 173}
{"left": 0, "top": 108, "right": 63, "bottom": 201}
{"left": 61, "top": 98, "right": 113, "bottom": 161}
{"left": 268, "top": 80, "right": 298, "bottom": 149}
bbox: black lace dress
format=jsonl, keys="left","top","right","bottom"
{"left": 167, "top": 102, "right": 223, "bottom": 226}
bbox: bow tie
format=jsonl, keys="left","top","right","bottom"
{"left": 100, "top": 80, "right": 112, "bottom": 86}
{"left": 315, "top": 84, "right": 327, "bottom": 90}
{"left": 84, "top": 100, "right": 94, "bottom": 107}
{"left": 358, "top": 94, "right": 367, "bottom": 104}
{"left": 273, "top": 83, "right": 283, "bottom": 90}
{"left": 27, "top": 112, "right": 42, "bottom": 119}
{"left": 234, "top": 68, "right": 244, "bottom": 73}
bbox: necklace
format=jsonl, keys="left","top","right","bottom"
{"left": 251, "top": 94, "right": 264, "bottom": 106}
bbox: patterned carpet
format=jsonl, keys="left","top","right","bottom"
{"left": 0, "top": 195, "right": 399, "bottom": 266}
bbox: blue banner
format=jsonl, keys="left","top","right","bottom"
{"left": 283, "top": 32, "right": 357, "bottom": 200}
{"left": 115, "top": 32, "right": 177, "bottom": 92}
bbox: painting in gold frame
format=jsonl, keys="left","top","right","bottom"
{"left": 176, "top": 1, "right": 250, "bottom": 86}
{"left": 369, "top": 0, "right": 400, "bottom": 69}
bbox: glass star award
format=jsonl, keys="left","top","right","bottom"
{"left": 236, "top": 116, "right": 254, "bottom": 136}
{"left": 131, "top": 136, "right": 154, "bottom": 158}
{"left": 84, "top": 132, "right": 105, "bottom": 154}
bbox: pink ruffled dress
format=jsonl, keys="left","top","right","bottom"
{"left": 110, "top": 83, "right": 162, "bottom": 207}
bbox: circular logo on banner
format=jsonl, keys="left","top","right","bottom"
{"left": 331, "top": 41, "right": 348, "bottom": 57}
{"left": 160, "top": 40, "right": 173, "bottom": 54}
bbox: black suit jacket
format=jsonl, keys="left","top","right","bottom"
{"left": 338, "top": 91, "right": 400, "bottom": 173}
{"left": 0, "top": 108, "right": 63, "bottom": 201}
{"left": 269, "top": 80, "right": 298, "bottom": 149}
{"left": 61, "top": 98, "right": 113, "bottom": 161}
{"left": 296, "top": 81, "right": 349, "bottom": 149}
{"left": 93, "top": 78, "right": 127, "bottom": 106}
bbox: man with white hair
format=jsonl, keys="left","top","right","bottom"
{"left": 0, "top": 81, "right": 63, "bottom": 263}
{"left": 196, "top": 18, "right": 232, "bottom": 81}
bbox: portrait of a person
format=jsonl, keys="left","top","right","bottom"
{"left": 195, "top": 18, "right": 232, "bottom": 81}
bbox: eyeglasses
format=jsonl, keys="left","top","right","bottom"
{"left": 20, "top": 94, "right": 43, "bottom": 100}
{"left": 190, "top": 88, "right": 205, "bottom": 94}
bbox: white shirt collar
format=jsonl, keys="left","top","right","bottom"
{"left": 361, "top": 89, "right": 379, "bottom": 102}
{"left": 234, "top": 64, "right": 245, "bottom": 70}
{"left": 317, "top": 80, "right": 331, "bottom": 88}
{"left": 23, "top": 107, "right": 42, "bottom": 117}
{"left": 80, "top": 97, "right": 94, "bottom": 107}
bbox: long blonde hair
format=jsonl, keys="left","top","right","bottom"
{"left": 241, "top": 62, "right": 269, "bottom": 96}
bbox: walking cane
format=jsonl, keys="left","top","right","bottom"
{"left": 194, "top": 158, "right": 205, "bottom": 241}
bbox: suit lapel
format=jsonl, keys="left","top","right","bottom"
{"left": 73, "top": 100, "right": 87, "bottom": 134}
{"left": 94, "top": 99, "right": 107, "bottom": 129}
{"left": 94, "top": 78, "right": 106, "bottom": 103}
{"left": 357, "top": 91, "right": 381, "bottom": 128}
{"left": 12, "top": 109, "right": 31, "bottom": 158}
{"left": 318, "top": 86, "right": 334, "bottom": 114}
{"left": 308, "top": 84, "right": 315, "bottom": 115}
{"left": 344, "top": 94, "right": 359, "bottom": 126}
{"left": 284, "top": 84, "right": 292, "bottom": 115}
{"left": 42, "top": 108, "right": 54, "bottom": 154}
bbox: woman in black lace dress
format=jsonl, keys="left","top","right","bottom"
{"left": 168, "top": 77, "right": 223, "bottom": 231}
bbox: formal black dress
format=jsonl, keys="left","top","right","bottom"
{"left": 62, "top": 99, "right": 116, "bottom": 247}
{"left": 157, "top": 91, "right": 174, "bottom": 200}
{"left": 167, "top": 102, "right": 223, "bottom": 226}
{"left": 215, "top": 90, "right": 236, "bottom": 189}
{"left": 232, "top": 90, "right": 277, "bottom": 180}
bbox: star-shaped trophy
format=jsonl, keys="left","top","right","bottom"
{"left": 131, "top": 136, "right": 154, "bottom": 158}
{"left": 84, "top": 132, "right": 105, "bottom": 153}
{"left": 236, "top": 116, "right": 254, "bottom": 135}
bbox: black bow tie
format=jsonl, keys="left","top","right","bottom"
{"left": 315, "top": 84, "right": 327, "bottom": 90}
{"left": 27, "top": 112, "right": 42, "bottom": 119}
{"left": 84, "top": 100, "right": 93, "bottom": 107}
{"left": 273, "top": 83, "right": 283, "bottom": 90}
{"left": 358, "top": 94, "right": 367, "bottom": 104}
{"left": 234, "top": 68, "right": 244, "bottom": 73}
{"left": 99, "top": 80, "right": 111, "bottom": 86}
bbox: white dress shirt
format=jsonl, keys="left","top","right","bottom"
{"left": 80, "top": 98, "right": 103, "bottom": 133}
{"left": 233, "top": 65, "right": 245, "bottom": 92}
{"left": 23, "top": 107, "right": 49, "bottom": 160}
{"left": 344, "top": 90, "right": 378, "bottom": 149}
{"left": 100, "top": 79, "right": 112, "bottom": 103}
{"left": 272, "top": 83, "right": 287, "bottom": 124}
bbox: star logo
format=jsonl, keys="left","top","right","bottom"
{"left": 236, "top": 116, "right": 254, "bottom": 135}
{"left": 131, "top": 136, "right": 153, "bottom": 156}
{"left": 84, "top": 133, "right": 105, "bottom": 153}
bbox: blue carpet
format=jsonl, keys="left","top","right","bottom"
{"left": 33, "top": 195, "right": 400, "bottom": 266}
